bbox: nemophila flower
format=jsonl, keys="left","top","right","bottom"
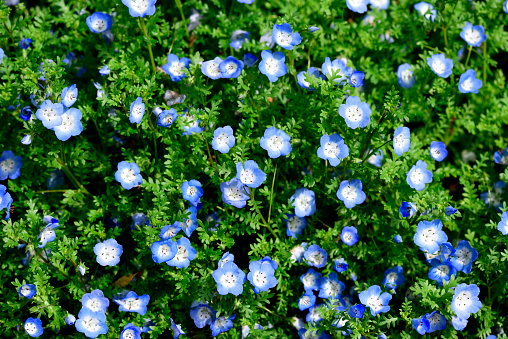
{"left": 258, "top": 50, "right": 287, "bottom": 82}
{"left": 211, "top": 126, "right": 235, "bottom": 154}
{"left": 393, "top": 126, "right": 411, "bottom": 156}
{"left": 394, "top": 235, "right": 403, "bottom": 243}
{"left": 20, "top": 106, "right": 33, "bottom": 121}
{"left": 290, "top": 188, "right": 316, "bottom": 218}
{"left": 427, "top": 54, "right": 453, "bottom": 78}
{"left": 21, "top": 135, "right": 32, "bottom": 145}
{"left": 212, "top": 261, "right": 246, "bottom": 296}
{"left": 151, "top": 239, "right": 177, "bottom": 263}
{"left": 298, "top": 292, "right": 316, "bottom": 311}
{"left": 220, "top": 178, "right": 250, "bottom": 208}
{"left": 309, "top": 26, "right": 320, "bottom": 32}
{"left": 348, "top": 304, "right": 366, "bottom": 319}
{"left": 370, "top": 0, "right": 389, "bottom": 9}
{"left": 219, "top": 56, "right": 244, "bottom": 78}
{"left": 19, "top": 38, "right": 32, "bottom": 49}
{"left": 187, "top": 8, "right": 201, "bottom": 31}
{"left": 0, "top": 48, "right": 4, "bottom": 64}
{"left": 120, "top": 323, "right": 142, "bottom": 339}
{"left": 341, "top": 226, "right": 359, "bottom": 246}
{"left": 322, "top": 57, "right": 352, "bottom": 83}
{"left": 181, "top": 110, "right": 203, "bottom": 135}
{"left": 414, "top": 2, "right": 436, "bottom": 21}
{"left": 201, "top": 57, "right": 224, "bottom": 80}
{"left": 494, "top": 147, "right": 508, "bottom": 165}
{"left": 247, "top": 258, "right": 278, "bottom": 294}
{"left": 498, "top": 211, "right": 508, "bottom": 235}
{"left": 206, "top": 212, "right": 221, "bottom": 230}
{"left": 131, "top": 212, "right": 150, "bottom": 230}
{"left": 460, "top": 22, "right": 487, "bottom": 47}
{"left": 35, "top": 100, "right": 64, "bottom": 129}
{"left": 505, "top": 0, "right": 508, "bottom": 14}
{"left": 301, "top": 268, "right": 322, "bottom": 291}
{"left": 243, "top": 53, "right": 258, "bottom": 67}
{"left": 236, "top": 160, "right": 266, "bottom": 188}
{"left": 458, "top": 69, "right": 483, "bottom": 94}
{"left": 481, "top": 180, "right": 506, "bottom": 211}
{"left": 319, "top": 272, "right": 345, "bottom": 298}
{"left": 329, "top": 295, "right": 348, "bottom": 311}
{"left": 190, "top": 304, "right": 216, "bottom": 328}
{"left": 317, "top": 134, "right": 349, "bottom": 166}
{"left": 346, "top": 0, "right": 369, "bottom": 13}
{"left": 307, "top": 304, "right": 326, "bottom": 325}
{"left": 159, "top": 222, "right": 181, "bottom": 239}
{"left": 397, "top": 63, "right": 416, "bottom": 89}
{"left": 18, "top": 284, "right": 37, "bottom": 299}
{"left": 24, "top": 318, "right": 43, "bottom": 338}
{"left": 451, "top": 283, "right": 482, "bottom": 319}
{"left": 407, "top": 160, "right": 433, "bottom": 191}
{"left": 86, "top": 12, "right": 112, "bottom": 33}
{"left": 157, "top": 108, "right": 178, "bottom": 128}
{"left": 75, "top": 308, "right": 108, "bottom": 338}
{"left": 451, "top": 316, "right": 468, "bottom": 331}
{"left": 115, "top": 291, "right": 150, "bottom": 315}
{"left": 38, "top": 222, "right": 59, "bottom": 248}
{"left": 359, "top": 285, "right": 392, "bottom": 316}
{"left": 99, "top": 65, "right": 110, "bottom": 76}
{"left": 162, "top": 54, "right": 191, "bottom": 82}
{"left": 445, "top": 206, "right": 457, "bottom": 216}
{"left": 81, "top": 289, "right": 110, "bottom": 313}
{"left": 260, "top": 127, "right": 292, "bottom": 158}
{"left": 412, "top": 315, "right": 430, "bottom": 335}
{"left": 337, "top": 180, "right": 366, "bottom": 209}
{"left": 348, "top": 69, "right": 365, "bottom": 88}
{"left": 428, "top": 259, "right": 456, "bottom": 285}
{"left": 260, "top": 32, "right": 275, "bottom": 48}
{"left": 414, "top": 219, "right": 447, "bottom": 254}
{"left": 181, "top": 180, "right": 203, "bottom": 204}
{"left": 93, "top": 81, "right": 106, "bottom": 98}
{"left": 210, "top": 314, "right": 236, "bottom": 337}
{"left": 181, "top": 207, "right": 199, "bottom": 236}
{"left": 450, "top": 240, "right": 478, "bottom": 274}
{"left": 54, "top": 108, "right": 84, "bottom": 141}
{"left": 290, "top": 242, "right": 308, "bottom": 263}
{"left": 366, "top": 149, "right": 383, "bottom": 167}
{"left": 429, "top": 141, "right": 448, "bottom": 162}
{"left": 339, "top": 96, "right": 372, "bottom": 129}
{"left": 304, "top": 244, "right": 327, "bottom": 268}
{"left": 400, "top": 202, "right": 417, "bottom": 218}
{"left": 272, "top": 23, "right": 302, "bottom": 50}
{"left": 65, "top": 314, "right": 76, "bottom": 326}
{"left": 93, "top": 238, "right": 123, "bottom": 266}
{"left": 382, "top": 266, "right": 405, "bottom": 290}
{"left": 129, "top": 97, "right": 145, "bottom": 124}
{"left": 286, "top": 214, "right": 307, "bottom": 238}
{"left": 218, "top": 252, "right": 235, "bottom": 269}
{"left": 121, "top": 0, "right": 156, "bottom": 17}
{"left": 166, "top": 237, "right": 197, "bottom": 268}
{"left": 297, "top": 67, "right": 325, "bottom": 91}
{"left": 169, "top": 318, "right": 185, "bottom": 338}
{"left": 114, "top": 161, "right": 143, "bottom": 190}
{"left": 334, "top": 258, "right": 348, "bottom": 273}
{"left": 61, "top": 84, "right": 78, "bottom": 107}
{"left": 229, "top": 30, "right": 250, "bottom": 49}
{"left": 0, "top": 150, "right": 23, "bottom": 180}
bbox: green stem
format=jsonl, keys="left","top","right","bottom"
{"left": 483, "top": 40, "right": 488, "bottom": 84}
{"left": 59, "top": 159, "right": 90, "bottom": 195}
{"left": 362, "top": 138, "right": 392, "bottom": 164}
{"left": 360, "top": 109, "right": 389, "bottom": 159}
{"left": 202, "top": 134, "right": 215, "bottom": 167}
{"left": 288, "top": 50, "right": 299, "bottom": 88}
{"left": 146, "top": 110, "right": 159, "bottom": 161}
{"left": 464, "top": 45, "right": 472, "bottom": 69}
{"left": 36, "top": 190, "right": 71, "bottom": 194}
{"left": 267, "top": 162, "right": 278, "bottom": 224}
{"left": 174, "top": 0, "right": 190, "bottom": 38}
{"left": 442, "top": 22, "right": 448, "bottom": 49}
{"left": 139, "top": 17, "right": 157, "bottom": 73}
{"left": 249, "top": 188, "right": 278, "bottom": 239}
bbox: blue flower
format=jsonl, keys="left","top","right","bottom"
{"left": 219, "top": 56, "right": 244, "bottom": 78}
{"left": 317, "top": 134, "right": 349, "bottom": 166}
{"left": 407, "top": 160, "right": 433, "bottom": 191}
{"left": 451, "top": 283, "right": 482, "bottom": 319}
{"left": 86, "top": 12, "right": 113, "bottom": 33}
{"left": 348, "top": 69, "right": 364, "bottom": 88}
{"left": 206, "top": 212, "right": 221, "bottom": 230}
{"left": 286, "top": 213, "right": 307, "bottom": 238}
{"left": 400, "top": 202, "right": 417, "bottom": 218}
{"left": 498, "top": 211, "right": 508, "bottom": 235}
{"left": 260, "top": 127, "right": 292, "bottom": 158}
{"left": 370, "top": 0, "right": 389, "bottom": 9}
{"left": 75, "top": 308, "right": 108, "bottom": 338}
{"left": 359, "top": 285, "right": 392, "bottom": 316}
{"left": 21, "top": 135, "right": 32, "bottom": 145}
{"left": 414, "top": 219, "right": 448, "bottom": 254}
{"left": 131, "top": 212, "right": 150, "bottom": 230}
{"left": 414, "top": 2, "right": 436, "bottom": 21}
{"left": 20, "top": 106, "right": 33, "bottom": 121}
{"left": 129, "top": 97, "right": 145, "bottom": 124}
{"left": 54, "top": 108, "right": 84, "bottom": 141}
{"left": 321, "top": 57, "right": 352, "bottom": 83}
{"left": 166, "top": 237, "right": 197, "bottom": 268}
{"left": 290, "top": 188, "right": 316, "bottom": 217}
{"left": 218, "top": 252, "right": 235, "bottom": 268}
{"left": 494, "top": 147, "right": 508, "bottom": 165}
{"left": 460, "top": 22, "right": 487, "bottom": 47}
{"left": 341, "top": 226, "right": 359, "bottom": 246}
{"left": 346, "top": 0, "right": 368, "bottom": 13}
{"left": 307, "top": 304, "right": 326, "bottom": 325}
{"left": 480, "top": 180, "right": 506, "bottom": 211}
{"left": 61, "top": 84, "right": 78, "bottom": 107}
{"left": 81, "top": 289, "right": 110, "bottom": 313}
{"left": 309, "top": 26, "right": 320, "bottom": 32}
{"left": 114, "top": 161, "right": 143, "bottom": 190}
{"left": 229, "top": 30, "right": 250, "bottom": 49}
{"left": 291, "top": 242, "right": 308, "bottom": 263}
{"left": 220, "top": 178, "right": 250, "bottom": 208}
{"left": 412, "top": 315, "right": 430, "bottom": 335}
{"left": 397, "top": 63, "right": 416, "bottom": 88}
{"left": 298, "top": 291, "right": 316, "bottom": 311}
{"left": 393, "top": 126, "right": 411, "bottom": 156}
{"left": 382, "top": 266, "right": 405, "bottom": 290}
{"left": 301, "top": 268, "right": 322, "bottom": 291}
{"left": 318, "top": 272, "right": 345, "bottom": 298}
{"left": 181, "top": 207, "right": 199, "bottom": 236}
{"left": 458, "top": 69, "right": 483, "bottom": 94}
{"left": 201, "top": 57, "right": 224, "bottom": 80}
{"left": 99, "top": 65, "right": 110, "bottom": 76}
{"left": 0, "top": 150, "right": 23, "bottom": 180}
{"left": 451, "top": 316, "right": 468, "bottom": 331}
{"left": 114, "top": 291, "right": 150, "bottom": 315}
{"left": 35, "top": 100, "right": 64, "bottom": 129}
{"left": 38, "top": 220, "right": 59, "bottom": 248}
{"left": 93, "top": 238, "right": 123, "bottom": 266}
{"left": 297, "top": 67, "right": 325, "bottom": 90}
{"left": 272, "top": 23, "right": 302, "bottom": 50}
{"left": 449, "top": 240, "right": 478, "bottom": 274}
{"left": 366, "top": 149, "right": 383, "bottom": 167}
{"left": 190, "top": 304, "right": 216, "bottom": 328}
{"left": 429, "top": 141, "right": 448, "bottom": 161}
{"left": 505, "top": 0, "right": 508, "bottom": 14}
{"left": 394, "top": 235, "right": 403, "bottom": 243}
{"left": 19, "top": 38, "right": 32, "bottom": 49}
{"left": 243, "top": 53, "right": 258, "bottom": 67}
{"left": 210, "top": 314, "right": 236, "bottom": 337}
{"left": 18, "top": 284, "right": 37, "bottom": 299}
{"left": 159, "top": 222, "right": 181, "bottom": 239}
{"left": 121, "top": 0, "right": 156, "bottom": 17}
{"left": 0, "top": 48, "right": 4, "bottom": 64}
{"left": 157, "top": 108, "right": 178, "bottom": 127}
{"left": 181, "top": 180, "right": 203, "bottom": 204}
{"left": 151, "top": 239, "right": 177, "bottom": 263}
{"left": 304, "top": 244, "right": 327, "bottom": 268}
{"left": 181, "top": 110, "right": 203, "bottom": 135}
{"left": 338, "top": 96, "right": 372, "bottom": 129}
{"left": 247, "top": 258, "right": 278, "bottom": 293}
{"left": 212, "top": 261, "right": 246, "bottom": 296}
{"left": 24, "top": 318, "right": 44, "bottom": 337}
{"left": 337, "top": 180, "right": 366, "bottom": 209}
{"left": 170, "top": 318, "right": 185, "bottom": 338}
{"left": 334, "top": 258, "right": 348, "bottom": 273}
{"left": 120, "top": 323, "right": 142, "bottom": 339}
{"left": 428, "top": 259, "right": 456, "bottom": 285}
{"left": 65, "top": 314, "right": 76, "bottom": 326}
{"left": 445, "top": 206, "right": 457, "bottom": 216}
{"left": 348, "top": 304, "right": 366, "bottom": 319}
{"left": 427, "top": 54, "right": 454, "bottom": 78}
{"left": 162, "top": 54, "right": 191, "bottom": 82}
{"left": 212, "top": 126, "right": 235, "bottom": 153}
{"left": 258, "top": 50, "right": 287, "bottom": 82}
{"left": 236, "top": 160, "right": 266, "bottom": 188}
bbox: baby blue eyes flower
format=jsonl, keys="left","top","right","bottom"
{"left": 54, "top": 108, "right": 84, "bottom": 141}
{"left": 65, "top": 314, "right": 76, "bottom": 326}
{"left": 338, "top": 96, "right": 372, "bottom": 129}
{"left": 346, "top": 0, "right": 369, "bottom": 13}
{"left": 210, "top": 314, "right": 236, "bottom": 337}
{"left": 181, "top": 180, "right": 203, "bottom": 204}
{"left": 382, "top": 266, "right": 405, "bottom": 290}
{"left": 75, "top": 308, "right": 108, "bottom": 338}
{"left": 120, "top": 323, "right": 142, "bottom": 339}
{"left": 407, "top": 160, "right": 433, "bottom": 191}
{"left": 219, "top": 56, "right": 244, "bottom": 78}
{"left": 306, "top": 304, "right": 325, "bottom": 325}
{"left": 412, "top": 315, "right": 430, "bottom": 335}
{"left": 290, "top": 188, "right": 316, "bottom": 217}
{"left": 35, "top": 100, "right": 64, "bottom": 129}
{"left": 427, "top": 53, "right": 454, "bottom": 78}
{"left": 458, "top": 69, "right": 483, "bottom": 94}
{"left": 451, "top": 283, "right": 482, "bottom": 320}
{"left": 260, "top": 127, "right": 292, "bottom": 158}
{"left": 21, "top": 135, "right": 32, "bottom": 145}
{"left": 93, "top": 238, "right": 123, "bottom": 266}
{"left": 286, "top": 213, "right": 307, "bottom": 238}
{"left": 429, "top": 141, "right": 448, "bottom": 161}
{"left": 359, "top": 285, "right": 392, "bottom": 316}
{"left": 494, "top": 147, "right": 508, "bottom": 165}
{"left": 397, "top": 63, "right": 416, "bottom": 89}
{"left": 322, "top": 57, "right": 352, "bottom": 83}
{"left": 114, "top": 291, "right": 150, "bottom": 315}
{"left": 0, "top": 185, "right": 13, "bottom": 220}
{"left": 348, "top": 304, "right": 366, "bottom": 319}
{"left": 162, "top": 54, "right": 191, "bottom": 82}
{"left": 400, "top": 201, "right": 417, "bottom": 218}
{"left": 341, "top": 226, "right": 359, "bottom": 246}
{"left": 243, "top": 53, "right": 258, "bottom": 67}
{"left": 318, "top": 272, "right": 345, "bottom": 298}
{"left": 220, "top": 178, "right": 250, "bottom": 208}
{"left": 99, "top": 65, "right": 110, "bottom": 76}
{"left": 272, "top": 23, "right": 302, "bottom": 50}
{"left": 211, "top": 126, "right": 235, "bottom": 153}
{"left": 151, "top": 239, "right": 177, "bottom": 263}
{"left": 394, "top": 235, "right": 403, "bottom": 243}
{"left": 301, "top": 268, "right": 322, "bottom": 291}
{"left": 121, "top": 0, "right": 157, "bottom": 17}
{"left": 212, "top": 261, "right": 246, "bottom": 296}
{"left": 428, "top": 259, "right": 456, "bottom": 285}
{"left": 308, "top": 26, "right": 320, "bottom": 32}
{"left": 0, "top": 48, "right": 4, "bottom": 64}
{"left": 181, "top": 110, "right": 203, "bottom": 135}
{"left": 334, "top": 258, "right": 348, "bottom": 273}
{"left": 61, "top": 84, "right": 78, "bottom": 107}
{"left": 18, "top": 284, "right": 37, "bottom": 299}
{"left": 414, "top": 219, "right": 448, "bottom": 254}
{"left": 297, "top": 67, "right": 325, "bottom": 90}
{"left": 190, "top": 304, "right": 216, "bottom": 328}
{"left": 304, "top": 244, "right": 327, "bottom": 268}
{"left": 247, "top": 259, "right": 278, "bottom": 293}
{"left": 258, "top": 50, "right": 287, "bottom": 82}
{"left": 229, "top": 30, "right": 250, "bottom": 49}
{"left": 19, "top": 38, "right": 33, "bottom": 49}
{"left": 449, "top": 240, "right": 478, "bottom": 274}
{"left": 451, "top": 316, "right": 468, "bottom": 331}
{"left": 114, "top": 161, "right": 143, "bottom": 190}
{"left": 131, "top": 212, "right": 150, "bottom": 230}
{"left": 298, "top": 291, "right": 316, "bottom": 311}
{"left": 129, "top": 97, "right": 145, "bottom": 124}
{"left": 86, "top": 12, "right": 113, "bottom": 33}
{"left": 201, "top": 57, "right": 224, "bottom": 80}
{"left": 498, "top": 211, "right": 508, "bottom": 235}
{"left": 0, "top": 150, "right": 23, "bottom": 180}
{"left": 20, "top": 106, "right": 33, "bottom": 121}
{"left": 38, "top": 220, "right": 59, "bottom": 248}
{"left": 317, "top": 133, "right": 349, "bottom": 167}
{"left": 414, "top": 2, "right": 436, "bottom": 22}
{"left": 159, "top": 222, "right": 181, "bottom": 239}
{"left": 157, "top": 108, "right": 178, "bottom": 127}
{"left": 426, "top": 312, "right": 447, "bottom": 333}
{"left": 81, "top": 289, "right": 110, "bottom": 313}
{"left": 170, "top": 318, "right": 185, "bottom": 338}
{"left": 236, "top": 160, "right": 266, "bottom": 188}
{"left": 24, "top": 318, "right": 43, "bottom": 337}
{"left": 166, "top": 237, "right": 197, "bottom": 268}
{"left": 445, "top": 206, "right": 457, "bottom": 215}
{"left": 370, "top": 0, "right": 389, "bottom": 9}
{"left": 460, "top": 22, "right": 487, "bottom": 47}
{"left": 337, "top": 180, "right": 366, "bottom": 209}
{"left": 348, "top": 69, "right": 364, "bottom": 88}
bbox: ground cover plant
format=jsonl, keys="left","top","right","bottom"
{"left": 1, "top": 0, "right": 508, "bottom": 337}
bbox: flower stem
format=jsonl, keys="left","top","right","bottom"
{"left": 174, "top": 0, "right": 190, "bottom": 39}
{"left": 267, "top": 162, "right": 278, "bottom": 224}
{"left": 250, "top": 188, "right": 278, "bottom": 239}
{"left": 139, "top": 17, "right": 157, "bottom": 74}
{"left": 464, "top": 45, "right": 472, "bottom": 69}
{"left": 146, "top": 110, "right": 159, "bottom": 161}
{"left": 483, "top": 39, "right": 488, "bottom": 84}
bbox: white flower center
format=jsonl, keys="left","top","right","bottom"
{"left": 386, "top": 272, "right": 398, "bottom": 283}
{"left": 198, "top": 307, "right": 211, "bottom": 319}
{"left": 82, "top": 316, "right": 101, "bottom": 332}
{"left": 188, "top": 186, "right": 197, "bottom": 196}
{"left": 57, "top": 113, "right": 75, "bottom": 131}
{"left": 158, "top": 244, "right": 172, "bottom": 257}
{"left": 324, "top": 280, "right": 342, "bottom": 295}
{"left": 432, "top": 59, "right": 445, "bottom": 74}
{"left": 342, "top": 185, "right": 358, "bottom": 200}
{"left": 207, "top": 62, "right": 221, "bottom": 76}
{"left": 252, "top": 271, "right": 267, "bottom": 286}
{"left": 164, "top": 227, "right": 178, "bottom": 238}
{"left": 345, "top": 105, "right": 363, "bottom": 122}
{"left": 401, "top": 69, "right": 413, "bottom": 83}
{"left": 65, "top": 91, "right": 76, "bottom": 103}
{"left": 431, "top": 147, "right": 442, "bottom": 158}
{"left": 216, "top": 133, "right": 229, "bottom": 146}
{"left": 276, "top": 31, "right": 291, "bottom": 45}
{"left": 123, "top": 297, "right": 142, "bottom": 310}
{"left": 130, "top": 0, "right": 149, "bottom": 13}
{"left": 343, "top": 232, "right": 353, "bottom": 241}
{"left": 296, "top": 195, "right": 311, "bottom": 211}
{"left": 300, "top": 296, "right": 310, "bottom": 305}
{"left": 20, "top": 286, "right": 32, "bottom": 297}
{"left": 454, "top": 248, "right": 472, "bottom": 265}
{"left": 25, "top": 322, "right": 38, "bottom": 334}
{"left": 122, "top": 329, "right": 136, "bottom": 339}
{"left": 132, "top": 105, "right": 143, "bottom": 118}
{"left": 224, "top": 62, "right": 238, "bottom": 74}
{"left": 461, "top": 78, "right": 473, "bottom": 91}
{"left": 436, "top": 265, "right": 450, "bottom": 276}
{"left": 288, "top": 216, "right": 302, "bottom": 231}
{"left": 310, "top": 251, "right": 324, "bottom": 266}
{"left": 411, "top": 168, "right": 424, "bottom": 184}
{"left": 226, "top": 186, "right": 244, "bottom": 201}
{"left": 421, "top": 228, "right": 437, "bottom": 244}
{"left": 240, "top": 169, "right": 255, "bottom": 185}
{"left": 323, "top": 142, "right": 339, "bottom": 157}
{"left": 367, "top": 296, "right": 383, "bottom": 311}
{"left": 220, "top": 272, "right": 237, "bottom": 287}
{"left": 169, "top": 62, "right": 185, "bottom": 76}
{"left": 86, "top": 298, "right": 102, "bottom": 312}
{"left": 464, "top": 29, "right": 481, "bottom": 44}
{"left": 43, "top": 107, "right": 58, "bottom": 122}
{"left": 92, "top": 20, "right": 107, "bottom": 32}
{"left": 267, "top": 135, "right": 284, "bottom": 150}
{"left": 99, "top": 244, "right": 119, "bottom": 263}
{"left": 121, "top": 168, "right": 136, "bottom": 183}
{"left": 349, "top": 0, "right": 363, "bottom": 6}
{"left": 0, "top": 159, "right": 15, "bottom": 172}
{"left": 264, "top": 58, "right": 280, "bottom": 74}
{"left": 455, "top": 291, "right": 473, "bottom": 309}
{"left": 175, "top": 245, "right": 189, "bottom": 261}
{"left": 302, "top": 273, "right": 316, "bottom": 287}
